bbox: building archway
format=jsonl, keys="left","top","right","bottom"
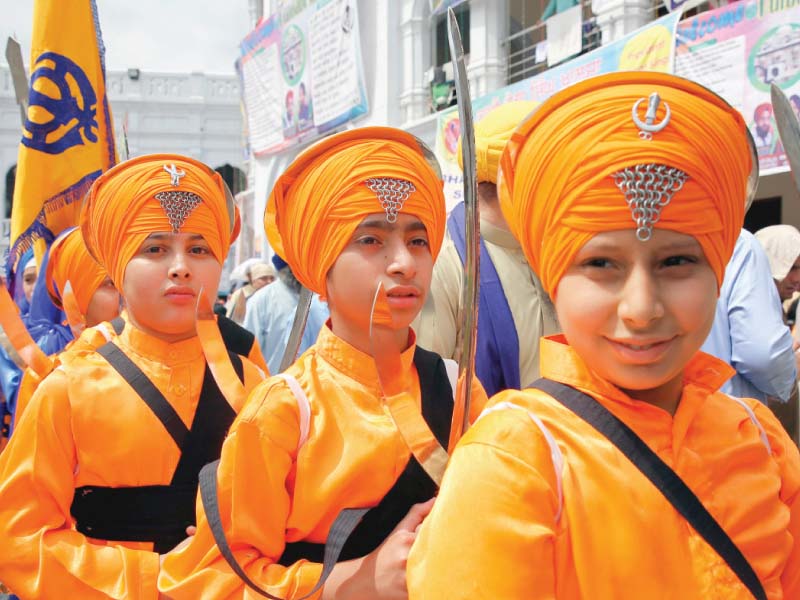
{"left": 214, "top": 163, "right": 247, "bottom": 196}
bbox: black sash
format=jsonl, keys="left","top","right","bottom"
{"left": 530, "top": 378, "right": 766, "bottom": 600}
{"left": 217, "top": 314, "right": 256, "bottom": 358}
{"left": 199, "top": 346, "right": 453, "bottom": 599}
{"left": 70, "top": 341, "right": 243, "bottom": 554}
{"left": 278, "top": 346, "right": 452, "bottom": 564}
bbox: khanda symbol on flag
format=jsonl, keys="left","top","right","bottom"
{"left": 7, "top": 0, "right": 116, "bottom": 273}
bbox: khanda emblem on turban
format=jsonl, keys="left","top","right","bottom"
{"left": 21, "top": 52, "right": 98, "bottom": 155}
{"left": 632, "top": 92, "right": 671, "bottom": 141}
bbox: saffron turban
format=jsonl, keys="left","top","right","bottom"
{"left": 81, "top": 154, "right": 237, "bottom": 287}
{"left": 498, "top": 72, "right": 756, "bottom": 296}
{"left": 46, "top": 227, "right": 107, "bottom": 315}
{"left": 754, "top": 224, "right": 800, "bottom": 281}
{"left": 265, "top": 127, "right": 446, "bottom": 296}
{"left": 458, "top": 101, "right": 538, "bottom": 184}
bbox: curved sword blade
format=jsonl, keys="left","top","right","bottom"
{"left": 772, "top": 83, "right": 800, "bottom": 196}
{"left": 279, "top": 285, "right": 313, "bottom": 373}
{"left": 5, "top": 37, "right": 28, "bottom": 125}
{"left": 447, "top": 7, "right": 479, "bottom": 453}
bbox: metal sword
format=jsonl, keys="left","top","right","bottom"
{"left": 279, "top": 285, "right": 313, "bottom": 373}
{"left": 446, "top": 7, "right": 480, "bottom": 453}
{"left": 5, "top": 37, "right": 28, "bottom": 127}
{"left": 771, "top": 83, "right": 800, "bottom": 197}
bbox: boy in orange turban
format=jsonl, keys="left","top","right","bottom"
{"left": 159, "top": 128, "right": 487, "bottom": 599}
{"left": 408, "top": 72, "right": 800, "bottom": 598}
{"left": 11, "top": 226, "right": 122, "bottom": 428}
{"left": 0, "top": 154, "right": 266, "bottom": 599}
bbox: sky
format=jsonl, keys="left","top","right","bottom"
{"left": 0, "top": 0, "right": 253, "bottom": 75}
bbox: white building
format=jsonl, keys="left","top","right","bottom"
{"left": 242, "top": 0, "right": 799, "bottom": 259}
{"left": 0, "top": 65, "right": 244, "bottom": 255}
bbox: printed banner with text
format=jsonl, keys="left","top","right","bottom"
{"left": 434, "top": 11, "right": 682, "bottom": 210}
{"left": 674, "top": 0, "right": 800, "bottom": 174}
{"left": 238, "top": 0, "right": 368, "bottom": 156}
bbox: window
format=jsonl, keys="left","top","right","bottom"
{"left": 745, "top": 197, "right": 782, "bottom": 234}
{"left": 505, "top": 0, "right": 601, "bottom": 84}
{"left": 429, "top": 4, "right": 470, "bottom": 112}
{"left": 434, "top": 3, "right": 470, "bottom": 67}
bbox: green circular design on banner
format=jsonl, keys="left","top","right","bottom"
{"left": 747, "top": 23, "right": 800, "bottom": 92}
{"left": 280, "top": 24, "right": 306, "bottom": 86}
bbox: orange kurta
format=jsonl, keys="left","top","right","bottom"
{"left": 11, "top": 316, "right": 267, "bottom": 429}
{"left": 407, "top": 336, "right": 800, "bottom": 599}
{"left": 0, "top": 325, "right": 264, "bottom": 600}
{"left": 159, "top": 323, "right": 487, "bottom": 599}
{"left": 12, "top": 322, "right": 116, "bottom": 428}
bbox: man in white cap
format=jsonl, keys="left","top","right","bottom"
{"left": 702, "top": 228, "right": 796, "bottom": 405}
{"left": 226, "top": 261, "right": 275, "bottom": 324}
{"left": 755, "top": 224, "right": 800, "bottom": 302}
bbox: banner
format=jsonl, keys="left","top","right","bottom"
{"left": 434, "top": 10, "right": 682, "bottom": 209}
{"left": 239, "top": 0, "right": 368, "bottom": 156}
{"left": 675, "top": 0, "right": 800, "bottom": 174}
{"left": 8, "top": 0, "right": 116, "bottom": 271}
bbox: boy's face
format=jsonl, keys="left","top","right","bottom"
{"left": 554, "top": 228, "right": 717, "bottom": 404}
{"left": 22, "top": 266, "right": 37, "bottom": 303}
{"left": 326, "top": 212, "right": 433, "bottom": 350}
{"left": 122, "top": 232, "right": 222, "bottom": 343}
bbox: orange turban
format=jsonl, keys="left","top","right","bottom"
{"left": 81, "top": 154, "right": 236, "bottom": 287}
{"left": 46, "top": 227, "right": 107, "bottom": 315}
{"left": 458, "top": 101, "right": 538, "bottom": 184}
{"left": 498, "top": 72, "right": 756, "bottom": 296}
{"left": 265, "top": 127, "right": 446, "bottom": 295}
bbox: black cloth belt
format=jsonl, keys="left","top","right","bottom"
{"left": 71, "top": 338, "right": 243, "bottom": 554}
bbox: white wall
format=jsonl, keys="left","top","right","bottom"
{"left": 0, "top": 65, "right": 244, "bottom": 255}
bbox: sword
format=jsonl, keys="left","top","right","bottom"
{"left": 447, "top": 7, "right": 479, "bottom": 453}
{"left": 772, "top": 83, "right": 800, "bottom": 196}
{"left": 5, "top": 37, "right": 28, "bottom": 127}
{"left": 119, "top": 115, "right": 130, "bottom": 162}
{"left": 370, "top": 283, "right": 448, "bottom": 486}
{"left": 278, "top": 285, "right": 313, "bottom": 372}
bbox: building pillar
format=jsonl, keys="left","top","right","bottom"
{"left": 400, "top": 0, "right": 432, "bottom": 123}
{"left": 593, "top": 0, "right": 653, "bottom": 44}
{"left": 466, "top": 0, "right": 508, "bottom": 97}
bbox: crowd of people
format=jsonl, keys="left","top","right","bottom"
{"left": 0, "top": 71, "right": 798, "bottom": 599}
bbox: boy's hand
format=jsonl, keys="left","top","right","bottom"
{"left": 360, "top": 498, "right": 435, "bottom": 599}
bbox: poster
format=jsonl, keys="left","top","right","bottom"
{"left": 238, "top": 0, "right": 368, "bottom": 156}
{"left": 546, "top": 5, "right": 583, "bottom": 66}
{"left": 434, "top": 11, "right": 683, "bottom": 209}
{"left": 675, "top": 0, "right": 800, "bottom": 173}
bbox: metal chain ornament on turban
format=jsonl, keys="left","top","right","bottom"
{"left": 80, "top": 154, "right": 239, "bottom": 288}
{"left": 264, "top": 127, "right": 446, "bottom": 296}
{"left": 497, "top": 72, "right": 757, "bottom": 297}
